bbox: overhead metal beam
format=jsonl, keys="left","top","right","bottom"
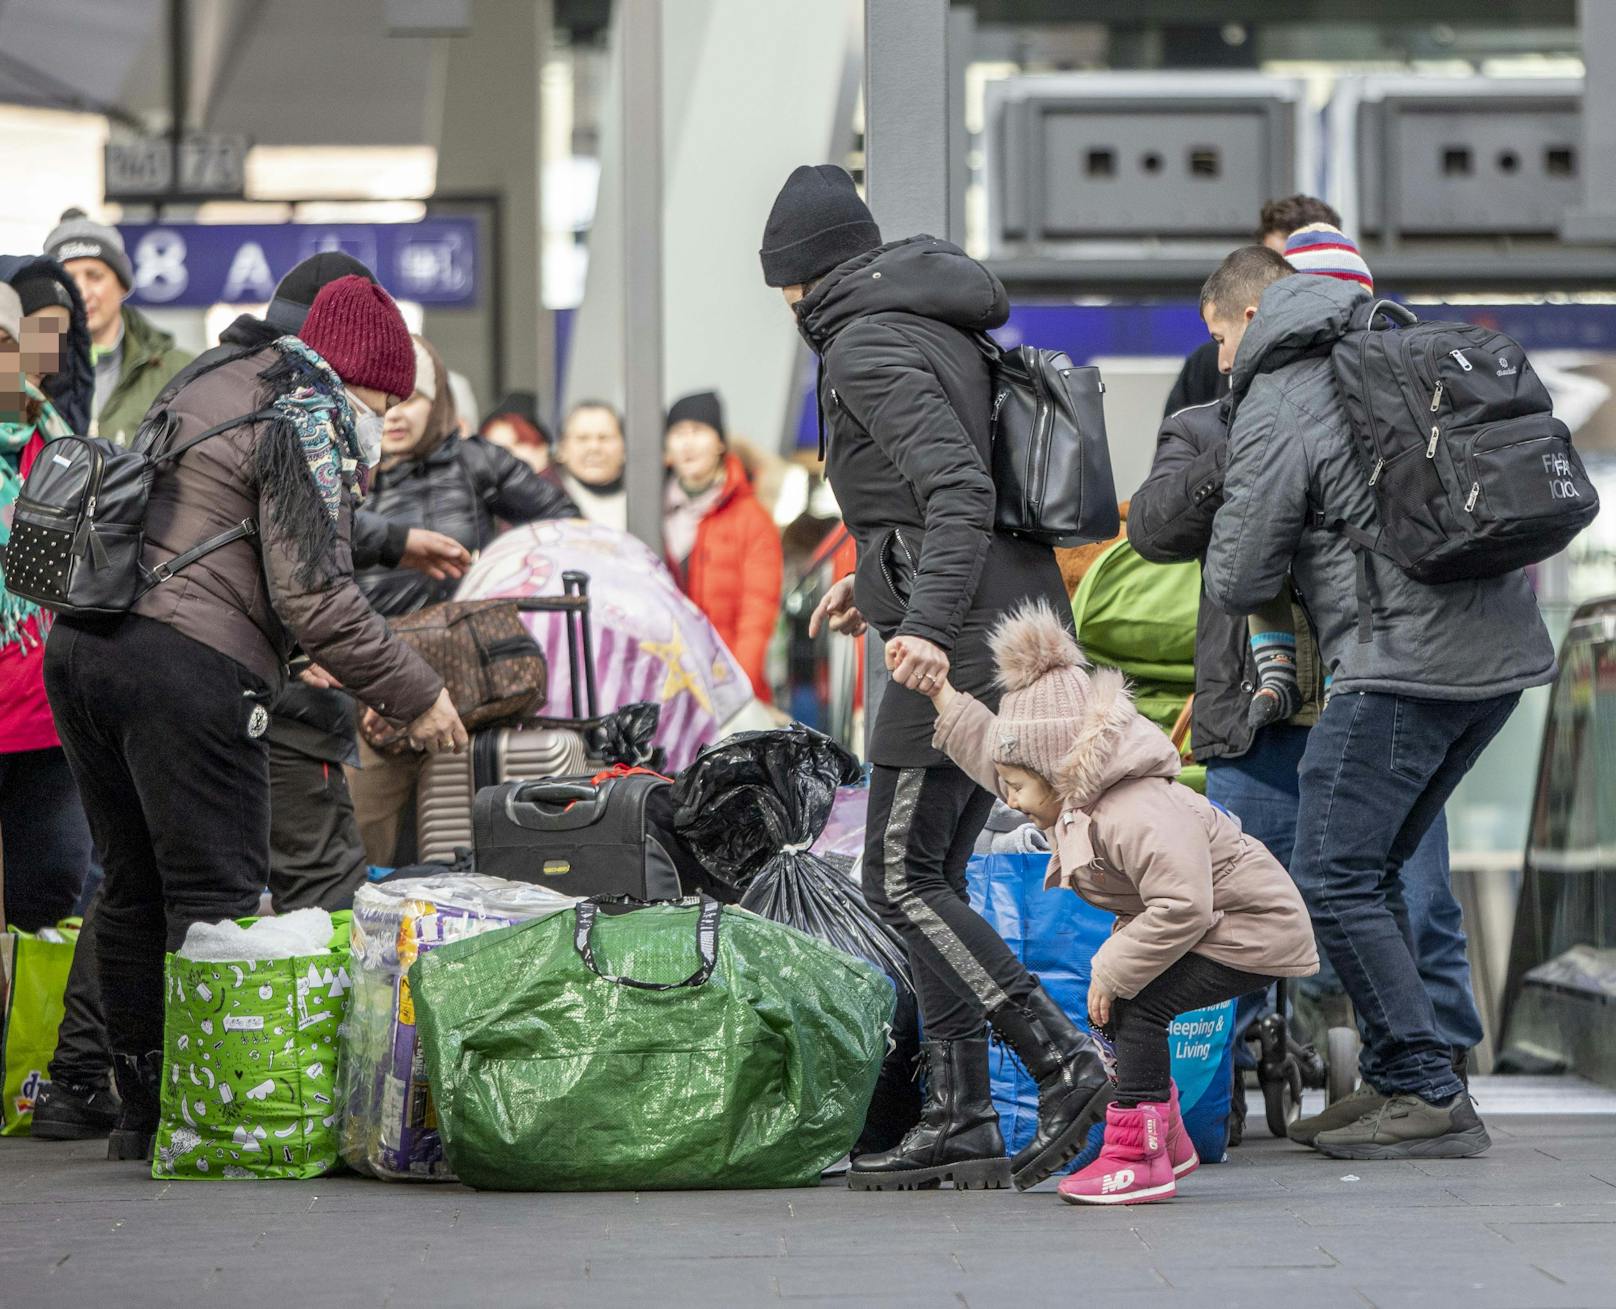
{"left": 864, "top": 0, "right": 951, "bottom": 239}
{"left": 620, "top": 0, "right": 665, "bottom": 551}
{"left": 1563, "top": 0, "right": 1616, "bottom": 242}
{"left": 862, "top": 0, "right": 950, "bottom": 748}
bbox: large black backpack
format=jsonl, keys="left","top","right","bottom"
{"left": 1328, "top": 300, "right": 1599, "bottom": 586}
{"left": 5, "top": 406, "right": 273, "bottom": 619}
{"left": 981, "top": 340, "right": 1120, "bottom": 548}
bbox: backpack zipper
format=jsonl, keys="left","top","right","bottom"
{"left": 1426, "top": 424, "right": 1440, "bottom": 458}
{"left": 1357, "top": 330, "right": 1390, "bottom": 488}
{"left": 1429, "top": 382, "right": 1443, "bottom": 412}
{"left": 1449, "top": 349, "right": 1473, "bottom": 372}
{"left": 1465, "top": 482, "right": 1480, "bottom": 512}
{"left": 1025, "top": 349, "right": 1053, "bottom": 519}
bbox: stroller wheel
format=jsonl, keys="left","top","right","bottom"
{"left": 1228, "top": 1073, "right": 1247, "bottom": 1148}
{"left": 1326, "top": 1027, "right": 1362, "bottom": 1104}
{"left": 1262, "top": 1064, "right": 1302, "bottom": 1139}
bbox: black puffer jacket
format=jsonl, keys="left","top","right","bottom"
{"left": 357, "top": 435, "right": 577, "bottom": 618}
{"left": 1129, "top": 396, "right": 1323, "bottom": 763}
{"left": 798, "top": 235, "right": 1067, "bottom": 767}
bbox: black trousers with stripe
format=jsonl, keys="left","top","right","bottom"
{"left": 862, "top": 764, "right": 1037, "bottom": 1040}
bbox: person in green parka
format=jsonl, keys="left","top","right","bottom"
{"left": 44, "top": 210, "right": 192, "bottom": 447}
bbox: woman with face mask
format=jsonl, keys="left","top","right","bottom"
{"left": 43, "top": 276, "right": 467, "bottom": 1162}
{"left": 346, "top": 334, "right": 578, "bottom": 867}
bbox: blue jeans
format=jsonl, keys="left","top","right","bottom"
{"left": 1292, "top": 691, "right": 1519, "bottom": 1103}
{"left": 1206, "top": 724, "right": 1484, "bottom": 1080}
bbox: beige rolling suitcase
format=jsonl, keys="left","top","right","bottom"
{"left": 416, "top": 724, "right": 588, "bottom": 866}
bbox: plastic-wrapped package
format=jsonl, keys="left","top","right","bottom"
{"left": 339, "top": 875, "right": 574, "bottom": 1181}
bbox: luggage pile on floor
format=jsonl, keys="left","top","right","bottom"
{"left": 141, "top": 726, "right": 904, "bottom": 1189}
{"left": 135, "top": 721, "right": 1240, "bottom": 1189}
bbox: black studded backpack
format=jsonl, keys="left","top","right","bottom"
{"left": 4, "top": 406, "right": 274, "bottom": 619}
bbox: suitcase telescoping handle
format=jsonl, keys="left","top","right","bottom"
{"left": 514, "top": 572, "right": 599, "bottom": 720}
{"left": 573, "top": 895, "right": 721, "bottom": 990}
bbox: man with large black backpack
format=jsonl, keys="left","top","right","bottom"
{"left": 1205, "top": 254, "right": 1591, "bottom": 1160}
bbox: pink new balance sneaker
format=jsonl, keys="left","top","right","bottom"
{"left": 1058, "top": 1102, "right": 1177, "bottom": 1206}
{"left": 1166, "top": 1081, "right": 1199, "bottom": 1178}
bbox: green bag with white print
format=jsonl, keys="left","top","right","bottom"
{"left": 153, "top": 914, "right": 352, "bottom": 1180}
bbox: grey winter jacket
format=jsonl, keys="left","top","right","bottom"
{"left": 1205, "top": 275, "right": 1557, "bottom": 701}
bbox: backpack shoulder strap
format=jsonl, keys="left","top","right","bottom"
{"left": 147, "top": 518, "right": 259, "bottom": 585}
{"left": 149, "top": 408, "right": 280, "bottom": 466}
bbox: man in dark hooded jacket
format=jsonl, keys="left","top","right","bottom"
{"left": 761, "top": 164, "right": 1108, "bottom": 1192}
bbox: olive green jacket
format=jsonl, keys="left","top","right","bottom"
{"left": 93, "top": 306, "right": 193, "bottom": 447}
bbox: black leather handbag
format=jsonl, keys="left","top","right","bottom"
{"left": 472, "top": 772, "right": 685, "bottom": 900}
{"left": 983, "top": 340, "right": 1119, "bottom": 548}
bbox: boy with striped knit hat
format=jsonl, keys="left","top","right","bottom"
{"left": 1202, "top": 224, "right": 1373, "bottom": 728}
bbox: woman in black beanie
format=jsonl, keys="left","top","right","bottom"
{"left": 761, "top": 164, "right": 1108, "bottom": 1193}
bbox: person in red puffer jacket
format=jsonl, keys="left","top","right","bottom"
{"left": 0, "top": 280, "right": 93, "bottom": 932}
{"left": 662, "top": 391, "right": 783, "bottom": 704}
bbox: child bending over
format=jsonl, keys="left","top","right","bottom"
{"left": 925, "top": 602, "right": 1318, "bottom": 1205}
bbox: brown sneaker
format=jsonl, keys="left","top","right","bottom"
{"left": 1288, "top": 1085, "right": 1386, "bottom": 1147}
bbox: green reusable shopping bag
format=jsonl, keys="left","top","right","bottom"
{"left": 153, "top": 914, "right": 353, "bottom": 1180}
{"left": 411, "top": 896, "right": 894, "bottom": 1191}
{"left": 1, "top": 923, "right": 79, "bottom": 1135}
{"left": 1072, "top": 539, "right": 1205, "bottom": 793}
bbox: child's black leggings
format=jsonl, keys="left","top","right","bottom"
{"left": 1106, "top": 953, "right": 1277, "bottom": 1106}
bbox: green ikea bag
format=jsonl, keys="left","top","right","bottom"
{"left": 153, "top": 914, "right": 352, "bottom": 1180}
{"left": 1072, "top": 539, "right": 1205, "bottom": 793}
{"left": 411, "top": 896, "right": 894, "bottom": 1191}
{"left": 1, "top": 923, "right": 79, "bottom": 1135}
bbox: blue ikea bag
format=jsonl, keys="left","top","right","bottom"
{"left": 966, "top": 851, "right": 1236, "bottom": 1168}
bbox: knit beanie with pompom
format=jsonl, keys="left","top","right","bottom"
{"left": 987, "top": 600, "right": 1096, "bottom": 783}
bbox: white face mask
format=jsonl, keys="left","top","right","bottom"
{"left": 345, "top": 389, "right": 384, "bottom": 469}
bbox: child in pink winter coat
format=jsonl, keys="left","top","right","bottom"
{"left": 925, "top": 600, "right": 1318, "bottom": 1205}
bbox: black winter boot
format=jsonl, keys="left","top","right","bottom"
{"left": 107, "top": 1051, "right": 162, "bottom": 1162}
{"left": 847, "top": 1037, "right": 1011, "bottom": 1191}
{"left": 990, "top": 986, "right": 1113, "bottom": 1189}
{"left": 31, "top": 1076, "right": 121, "bottom": 1140}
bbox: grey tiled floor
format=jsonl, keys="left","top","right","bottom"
{"left": 2, "top": 1081, "right": 1614, "bottom": 1308}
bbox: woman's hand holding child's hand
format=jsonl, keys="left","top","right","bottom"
{"left": 1087, "top": 978, "right": 1114, "bottom": 1028}
{"left": 886, "top": 635, "right": 950, "bottom": 696}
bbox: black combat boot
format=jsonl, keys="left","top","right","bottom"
{"left": 848, "top": 1037, "right": 1011, "bottom": 1191}
{"left": 990, "top": 986, "right": 1113, "bottom": 1189}
{"left": 107, "top": 1051, "right": 162, "bottom": 1162}
{"left": 31, "top": 1076, "right": 121, "bottom": 1140}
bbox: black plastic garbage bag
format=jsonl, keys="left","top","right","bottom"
{"left": 673, "top": 728, "right": 922, "bottom": 1153}
{"left": 671, "top": 725, "right": 862, "bottom": 889}
{"left": 584, "top": 702, "right": 662, "bottom": 769}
